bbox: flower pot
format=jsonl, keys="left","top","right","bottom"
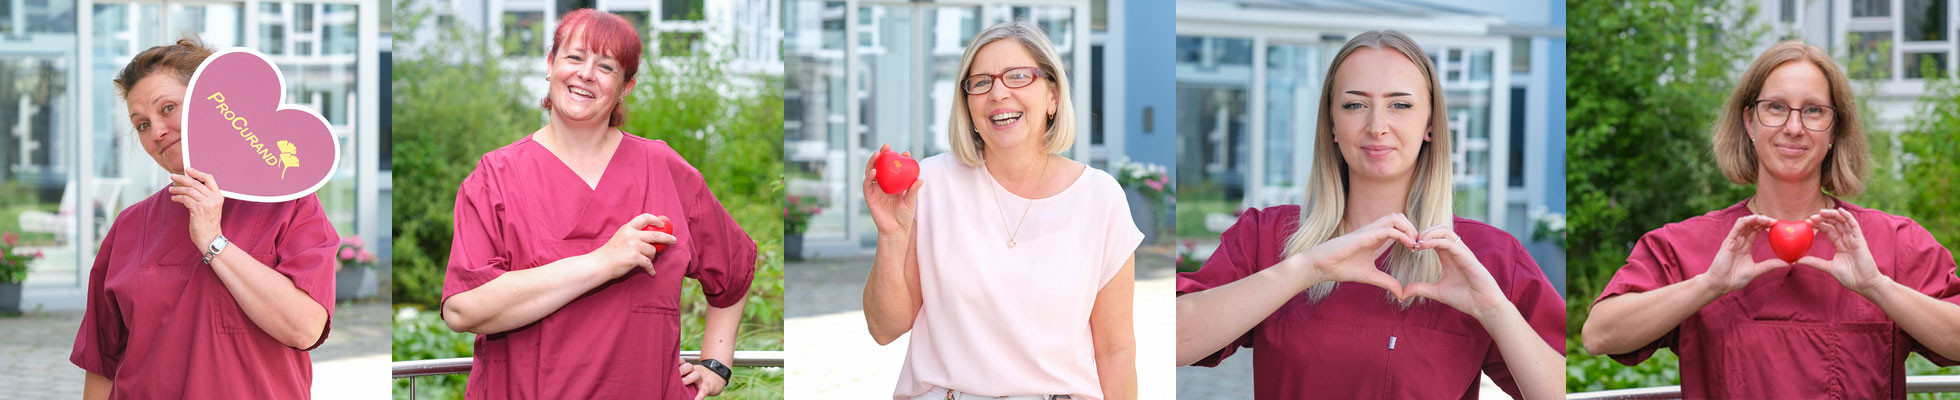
{"left": 0, "top": 281, "right": 21, "bottom": 313}
{"left": 1125, "top": 188, "right": 1160, "bottom": 246}
{"left": 335, "top": 266, "right": 372, "bottom": 301}
{"left": 785, "top": 234, "right": 805, "bottom": 261}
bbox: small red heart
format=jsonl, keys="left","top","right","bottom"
{"left": 1767, "top": 220, "right": 1814, "bottom": 263}
{"left": 640, "top": 218, "right": 675, "bottom": 252}
{"left": 875, "top": 150, "right": 919, "bottom": 194}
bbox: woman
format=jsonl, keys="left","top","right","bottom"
{"left": 1173, "top": 30, "right": 1565, "bottom": 399}
{"left": 439, "top": 9, "right": 756, "bottom": 399}
{"left": 1582, "top": 40, "right": 1960, "bottom": 398}
{"left": 861, "top": 21, "right": 1144, "bottom": 400}
{"left": 71, "top": 37, "right": 339, "bottom": 398}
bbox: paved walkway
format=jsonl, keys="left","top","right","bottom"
{"left": 785, "top": 247, "right": 1178, "bottom": 398}
{"left": 0, "top": 300, "right": 392, "bottom": 399}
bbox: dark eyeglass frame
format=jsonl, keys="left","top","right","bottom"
{"left": 1748, "top": 99, "right": 1838, "bottom": 132}
{"left": 961, "top": 67, "right": 1050, "bottom": 95}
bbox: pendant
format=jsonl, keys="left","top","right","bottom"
{"left": 1008, "top": 239, "right": 1017, "bottom": 248}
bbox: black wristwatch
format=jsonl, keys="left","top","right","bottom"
{"left": 700, "top": 359, "right": 732, "bottom": 383}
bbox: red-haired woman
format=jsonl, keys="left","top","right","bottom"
{"left": 439, "top": 9, "right": 756, "bottom": 399}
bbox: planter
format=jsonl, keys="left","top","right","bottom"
{"left": 0, "top": 282, "right": 21, "bottom": 313}
{"left": 1125, "top": 188, "right": 1160, "bottom": 246}
{"left": 785, "top": 234, "right": 804, "bottom": 261}
{"left": 335, "top": 266, "right": 373, "bottom": 301}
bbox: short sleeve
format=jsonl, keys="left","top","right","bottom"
{"left": 1478, "top": 237, "right": 1569, "bottom": 399}
{"left": 443, "top": 163, "right": 513, "bottom": 310}
{"left": 1592, "top": 230, "right": 1687, "bottom": 365}
{"left": 273, "top": 195, "right": 343, "bottom": 351}
{"left": 1894, "top": 220, "right": 1960, "bottom": 366}
{"left": 71, "top": 220, "right": 128, "bottom": 378}
{"left": 672, "top": 154, "right": 757, "bottom": 309}
{"left": 1098, "top": 182, "right": 1145, "bottom": 289}
{"left": 1174, "top": 208, "right": 1274, "bottom": 367}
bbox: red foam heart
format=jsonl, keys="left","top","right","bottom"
{"left": 875, "top": 150, "right": 919, "bottom": 194}
{"left": 1768, "top": 220, "right": 1814, "bottom": 263}
{"left": 640, "top": 218, "right": 675, "bottom": 252}
{"left": 182, "top": 48, "right": 340, "bottom": 203}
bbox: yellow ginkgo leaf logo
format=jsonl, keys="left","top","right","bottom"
{"left": 276, "top": 140, "right": 300, "bottom": 179}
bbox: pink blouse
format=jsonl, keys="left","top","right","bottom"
{"left": 893, "top": 154, "right": 1145, "bottom": 400}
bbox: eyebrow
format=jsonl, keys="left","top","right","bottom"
{"left": 129, "top": 92, "right": 171, "bottom": 119}
{"left": 1344, "top": 90, "right": 1414, "bottom": 98}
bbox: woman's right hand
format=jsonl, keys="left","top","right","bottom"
{"left": 1281, "top": 213, "right": 1421, "bottom": 296}
{"left": 592, "top": 214, "right": 676, "bottom": 279}
{"left": 1700, "top": 214, "right": 1789, "bottom": 294}
{"left": 863, "top": 144, "right": 923, "bottom": 235}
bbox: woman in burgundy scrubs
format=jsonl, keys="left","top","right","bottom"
{"left": 72, "top": 37, "right": 339, "bottom": 399}
{"left": 1583, "top": 40, "right": 1960, "bottom": 399}
{"left": 438, "top": 9, "right": 756, "bottom": 399}
{"left": 1174, "top": 30, "right": 1566, "bottom": 399}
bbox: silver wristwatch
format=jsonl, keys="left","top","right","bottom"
{"left": 203, "top": 234, "right": 230, "bottom": 264}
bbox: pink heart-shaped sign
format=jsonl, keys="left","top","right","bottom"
{"left": 182, "top": 48, "right": 340, "bottom": 203}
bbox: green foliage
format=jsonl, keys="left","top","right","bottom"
{"left": 1566, "top": 338, "right": 1681, "bottom": 393}
{"left": 1566, "top": 0, "right": 1761, "bottom": 340}
{"left": 389, "top": 0, "right": 784, "bottom": 397}
{"left": 391, "top": 307, "right": 474, "bottom": 400}
{"left": 1884, "top": 74, "right": 1960, "bottom": 261}
{"left": 390, "top": 0, "right": 540, "bottom": 309}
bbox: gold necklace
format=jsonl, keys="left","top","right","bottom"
{"left": 988, "top": 155, "right": 1049, "bottom": 248}
{"left": 1746, "top": 194, "right": 1832, "bottom": 218}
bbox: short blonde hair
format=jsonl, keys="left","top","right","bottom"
{"left": 1713, "top": 40, "right": 1870, "bottom": 197}
{"left": 946, "top": 20, "right": 1076, "bottom": 166}
{"left": 1283, "top": 30, "right": 1452, "bottom": 306}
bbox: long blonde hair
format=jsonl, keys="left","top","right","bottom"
{"left": 1283, "top": 30, "right": 1453, "bottom": 306}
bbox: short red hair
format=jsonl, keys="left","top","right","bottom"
{"left": 540, "top": 8, "right": 643, "bottom": 127}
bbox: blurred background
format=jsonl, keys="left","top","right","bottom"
{"left": 0, "top": 0, "right": 391, "bottom": 397}
{"left": 779, "top": 0, "right": 1179, "bottom": 397}
{"left": 1170, "top": 0, "right": 1567, "bottom": 398}
{"left": 1566, "top": 0, "right": 1960, "bottom": 395}
{"left": 386, "top": 0, "right": 785, "bottom": 398}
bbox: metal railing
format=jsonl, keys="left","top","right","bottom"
{"left": 1567, "top": 375, "right": 1960, "bottom": 400}
{"left": 392, "top": 350, "right": 784, "bottom": 399}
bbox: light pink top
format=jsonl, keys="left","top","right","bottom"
{"left": 894, "top": 154, "right": 1146, "bottom": 400}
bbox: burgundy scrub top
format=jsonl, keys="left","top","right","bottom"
{"left": 70, "top": 189, "right": 339, "bottom": 399}
{"left": 1177, "top": 206, "right": 1566, "bottom": 399}
{"left": 443, "top": 134, "right": 756, "bottom": 399}
{"left": 1596, "top": 199, "right": 1960, "bottom": 398}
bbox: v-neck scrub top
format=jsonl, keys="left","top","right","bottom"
{"left": 443, "top": 134, "right": 756, "bottom": 399}
{"left": 893, "top": 154, "right": 1145, "bottom": 400}
{"left": 70, "top": 190, "right": 339, "bottom": 399}
{"left": 1176, "top": 206, "right": 1566, "bottom": 399}
{"left": 1596, "top": 199, "right": 1960, "bottom": 399}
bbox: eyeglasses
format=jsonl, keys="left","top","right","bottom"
{"left": 961, "top": 67, "right": 1048, "bottom": 95}
{"left": 1750, "top": 100, "right": 1837, "bottom": 131}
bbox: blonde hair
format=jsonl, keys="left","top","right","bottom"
{"left": 1283, "top": 30, "right": 1452, "bottom": 306}
{"left": 946, "top": 20, "right": 1076, "bottom": 166}
{"left": 1712, "top": 40, "right": 1870, "bottom": 197}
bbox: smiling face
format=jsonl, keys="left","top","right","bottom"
{"left": 1328, "top": 47, "right": 1432, "bottom": 183}
{"left": 1747, "top": 61, "right": 1835, "bottom": 184}
{"left": 545, "top": 29, "right": 635, "bottom": 125}
{"left": 963, "top": 40, "right": 1058, "bottom": 155}
{"left": 126, "top": 70, "right": 189, "bottom": 175}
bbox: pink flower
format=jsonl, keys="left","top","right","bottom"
{"left": 34, "top": 250, "right": 44, "bottom": 259}
{"left": 347, "top": 235, "right": 363, "bottom": 245}
{"left": 339, "top": 248, "right": 357, "bottom": 260}
{"left": 1145, "top": 180, "right": 1163, "bottom": 191}
{"left": 2, "top": 232, "right": 16, "bottom": 246}
{"left": 358, "top": 250, "right": 376, "bottom": 263}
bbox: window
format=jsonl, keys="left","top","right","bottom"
{"left": 261, "top": 3, "right": 286, "bottom": 55}
{"left": 663, "top": 0, "right": 704, "bottom": 21}
{"left": 1852, "top": 0, "right": 1890, "bottom": 17}
{"left": 1511, "top": 36, "right": 1531, "bottom": 74}
{"left": 1850, "top": 31, "right": 1892, "bottom": 79}
{"left": 1780, "top": 0, "right": 1797, "bottom": 23}
{"left": 1905, "top": 0, "right": 1947, "bottom": 41}
{"left": 503, "top": 11, "right": 545, "bottom": 57}
{"left": 1906, "top": 52, "right": 1948, "bottom": 79}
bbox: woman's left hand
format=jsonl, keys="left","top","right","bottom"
{"left": 1796, "top": 208, "right": 1891, "bottom": 295}
{"left": 678, "top": 358, "right": 727, "bottom": 399}
{"left": 1400, "top": 226, "right": 1509, "bottom": 320}
{"left": 167, "top": 167, "right": 225, "bottom": 253}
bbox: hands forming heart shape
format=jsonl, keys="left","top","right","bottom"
{"left": 1291, "top": 213, "right": 1506, "bottom": 315}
